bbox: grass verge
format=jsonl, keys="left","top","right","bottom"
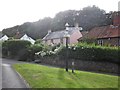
{"left": 13, "top": 63, "right": 118, "bottom": 88}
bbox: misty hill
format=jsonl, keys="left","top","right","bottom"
{"left": 2, "top": 6, "right": 112, "bottom": 40}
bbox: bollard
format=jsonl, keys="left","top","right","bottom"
{"left": 72, "top": 61, "right": 74, "bottom": 73}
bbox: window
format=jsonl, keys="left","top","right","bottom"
{"left": 119, "top": 38, "right": 120, "bottom": 46}
{"left": 98, "top": 39, "right": 103, "bottom": 46}
{"left": 108, "top": 38, "right": 111, "bottom": 40}
{"left": 51, "top": 39, "right": 54, "bottom": 44}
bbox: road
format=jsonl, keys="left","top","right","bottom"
{"left": 1, "top": 58, "right": 29, "bottom": 89}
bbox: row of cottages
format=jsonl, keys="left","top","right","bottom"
{"left": 0, "top": 33, "right": 35, "bottom": 44}
{"left": 79, "top": 11, "right": 120, "bottom": 46}
{"left": 42, "top": 23, "right": 83, "bottom": 46}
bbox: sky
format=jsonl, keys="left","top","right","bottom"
{"left": 0, "top": 0, "right": 119, "bottom": 31}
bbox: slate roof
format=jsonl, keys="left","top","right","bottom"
{"left": 79, "top": 25, "right": 120, "bottom": 40}
{"left": 43, "top": 27, "right": 80, "bottom": 40}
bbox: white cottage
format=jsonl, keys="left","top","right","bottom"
{"left": 0, "top": 35, "right": 9, "bottom": 41}
{"left": 20, "top": 34, "right": 35, "bottom": 44}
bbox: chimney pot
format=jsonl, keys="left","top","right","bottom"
{"left": 113, "top": 12, "right": 120, "bottom": 26}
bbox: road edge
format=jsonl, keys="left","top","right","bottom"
{"left": 12, "top": 66, "right": 31, "bottom": 88}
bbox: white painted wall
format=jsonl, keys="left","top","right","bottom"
{"left": 0, "top": 35, "right": 8, "bottom": 41}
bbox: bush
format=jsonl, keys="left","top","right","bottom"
{"left": 35, "top": 39, "right": 43, "bottom": 44}
{"left": 29, "top": 44, "right": 43, "bottom": 53}
{"left": 2, "top": 40, "right": 31, "bottom": 59}
{"left": 58, "top": 43, "right": 119, "bottom": 63}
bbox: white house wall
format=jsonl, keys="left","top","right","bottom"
{"left": 0, "top": 35, "right": 9, "bottom": 41}
{"left": 20, "top": 34, "right": 35, "bottom": 44}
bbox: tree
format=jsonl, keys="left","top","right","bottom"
{"left": 78, "top": 6, "right": 110, "bottom": 30}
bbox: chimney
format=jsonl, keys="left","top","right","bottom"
{"left": 48, "top": 30, "right": 52, "bottom": 34}
{"left": 74, "top": 23, "right": 80, "bottom": 30}
{"left": 113, "top": 11, "right": 120, "bottom": 26}
{"left": 75, "top": 23, "right": 79, "bottom": 28}
{"left": 74, "top": 23, "right": 83, "bottom": 31}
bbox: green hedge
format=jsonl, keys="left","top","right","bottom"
{"left": 2, "top": 40, "right": 31, "bottom": 59}
{"left": 29, "top": 44, "right": 43, "bottom": 53}
{"left": 59, "top": 43, "right": 119, "bottom": 63}
{"left": 2, "top": 40, "right": 46, "bottom": 61}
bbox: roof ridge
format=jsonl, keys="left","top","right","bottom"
{"left": 43, "top": 28, "right": 79, "bottom": 40}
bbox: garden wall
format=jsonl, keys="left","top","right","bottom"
{"left": 41, "top": 56, "right": 119, "bottom": 75}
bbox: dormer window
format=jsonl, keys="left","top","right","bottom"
{"left": 119, "top": 38, "right": 120, "bottom": 46}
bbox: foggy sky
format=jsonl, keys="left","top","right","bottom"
{"left": 0, "top": 0, "right": 119, "bottom": 31}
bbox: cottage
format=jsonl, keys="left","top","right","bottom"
{"left": 42, "top": 23, "right": 82, "bottom": 46}
{"left": 79, "top": 25, "right": 120, "bottom": 46}
{"left": 20, "top": 34, "right": 35, "bottom": 44}
{"left": 79, "top": 11, "right": 120, "bottom": 46}
{"left": 0, "top": 35, "right": 9, "bottom": 41}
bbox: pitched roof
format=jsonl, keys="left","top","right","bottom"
{"left": 43, "top": 27, "right": 80, "bottom": 40}
{"left": 79, "top": 25, "right": 120, "bottom": 40}
{"left": 0, "top": 35, "right": 9, "bottom": 41}
{"left": 97, "top": 25, "right": 120, "bottom": 38}
{"left": 20, "top": 34, "right": 35, "bottom": 44}
{"left": 80, "top": 31, "right": 89, "bottom": 36}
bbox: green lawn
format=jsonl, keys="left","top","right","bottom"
{"left": 13, "top": 63, "right": 118, "bottom": 88}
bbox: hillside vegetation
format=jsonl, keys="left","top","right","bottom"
{"left": 2, "top": 6, "right": 112, "bottom": 39}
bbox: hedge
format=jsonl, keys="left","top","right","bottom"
{"left": 28, "top": 44, "right": 43, "bottom": 53}
{"left": 58, "top": 43, "right": 119, "bottom": 63}
{"left": 2, "top": 40, "right": 31, "bottom": 60}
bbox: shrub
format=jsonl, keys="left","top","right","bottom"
{"left": 28, "top": 44, "right": 43, "bottom": 53}
{"left": 35, "top": 39, "right": 43, "bottom": 44}
{"left": 42, "top": 44, "right": 52, "bottom": 52}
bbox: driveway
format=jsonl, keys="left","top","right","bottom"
{"left": 1, "top": 58, "right": 29, "bottom": 89}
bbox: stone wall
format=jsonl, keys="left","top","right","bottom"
{"left": 41, "top": 56, "right": 119, "bottom": 75}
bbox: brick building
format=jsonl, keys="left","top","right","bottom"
{"left": 79, "top": 11, "right": 120, "bottom": 46}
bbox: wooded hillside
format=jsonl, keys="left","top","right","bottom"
{"left": 2, "top": 6, "right": 112, "bottom": 39}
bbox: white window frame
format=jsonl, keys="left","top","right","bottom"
{"left": 118, "top": 38, "right": 120, "bottom": 46}
{"left": 98, "top": 39, "right": 103, "bottom": 46}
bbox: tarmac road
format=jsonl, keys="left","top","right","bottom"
{"left": 1, "top": 58, "right": 29, "bottom": 88}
